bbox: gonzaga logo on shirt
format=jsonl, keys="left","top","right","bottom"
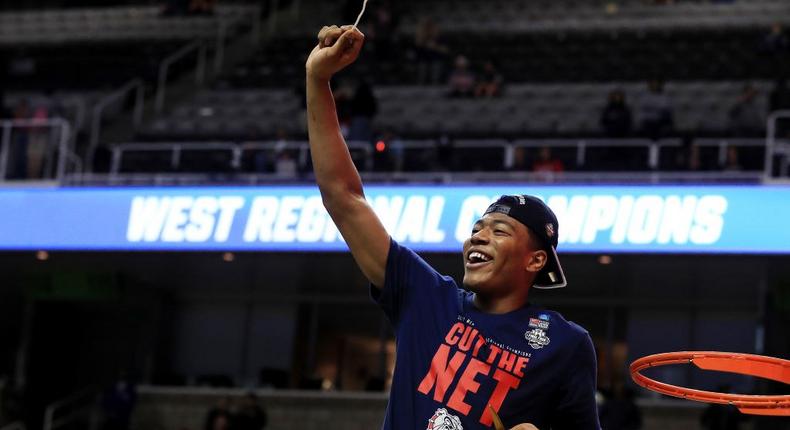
{"left": 427, "top": 408, "right": 464, "bottom": 430}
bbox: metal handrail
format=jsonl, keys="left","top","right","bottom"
{"left": 109, "top": 141, "right": 374, "bottom": 175}
{"left": 66, "top": 169, "right": 766, "bottom": 187}
{"left": 42, "top": 387, "right": 97, "bottom": 430}
{"left": 110, "top": 142, "right": 238, "bottom": 174}
{"left": 0, "top": 118, "right": 72, "bottom": 181}
{"left": 155, "top": 41, "right": 208, "bottom": 113}
{"left": 693, "top": 138, "right": 766, "bottom": 167}
{"left": 99, "top": 138, "right": 773, "bottom": 182}
{"left": 87, "top": 79, "right": 145, "bottom": 172}
{"left": 512, "top": 138, "right": 682, "bottom": 169}
{"left": 765, "top": 110, "right": 790, "bottom": 180}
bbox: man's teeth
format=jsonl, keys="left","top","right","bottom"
{"left": 469, "top": 252, "right": 492, "bottom": 262}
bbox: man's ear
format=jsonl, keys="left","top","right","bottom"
{"left": 525, "top": 250, "right": 547, "bottom": 274}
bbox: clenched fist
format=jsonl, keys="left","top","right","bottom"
{"left": 306, "top": 25, "right": 365, "bottom": 81}
{"left": 510, "top": 425, "right": 539, "bottom": 430}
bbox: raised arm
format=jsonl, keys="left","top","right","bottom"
{"left": 305, "top": 25, "right": 390, "bottom": 288}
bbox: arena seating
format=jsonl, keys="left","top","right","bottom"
{"left": 216, "top": 28, "right": 789, "bottom": 88}
{"left": 4, "top": 0, "right": 786, "bottom": 180}
{"left": 0, "top": 5, "right": 255, "bottom": 44}
{"left": 407, "top": 0, "right": 790, "bottom": 32}
{"left": 139, "top": 80, "right": 771, "bottom": 141}
{"left": 0, "top": 4, "right": 257, "bottom": 142}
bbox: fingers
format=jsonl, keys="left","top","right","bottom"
{"left": 509, "top": 424, "right": 539, "bottom": 430}
{"left": 336, "top": 26, "right": 364, "bottom": 49}
{"left": 316, "top": 25, "right": 364, "bottom": 48}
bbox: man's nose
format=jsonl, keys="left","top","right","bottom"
{"left": 470, "top": 229, "right": 489, "bottom": 244}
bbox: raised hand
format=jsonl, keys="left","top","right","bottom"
{"left": 510, "top": 424, "right": 539, "bottom": 430}
{"left": 305, "top": 25, "right": 365, "bottom": 81}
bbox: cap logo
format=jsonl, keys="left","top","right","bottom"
{"left": 485, "top": 204, "right": 511, "bottom": 216}
{"left": 545, "top": 223, "right": 555, "bottom": 238}
{"left": 516, "top": 195, "right": 526, "bottom": 205}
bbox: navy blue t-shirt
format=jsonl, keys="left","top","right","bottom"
{"left": 371, "top": 240, "right": 600, "bottom": 430}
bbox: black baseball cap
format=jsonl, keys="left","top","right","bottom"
{"left": 484, "top": 195, "right": 567, "bottom": 289}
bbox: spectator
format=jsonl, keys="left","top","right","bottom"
{"left": 332, "top": 78, "right": 355, "bottom": 138}
{"left": 723, "top": 146, "right": 742, "bottom": 171}
{"left": 373, "top": 130, "right": 404, "bottom": 172}
{"left": 759, "top": 22, "right": 788, "bottom": 55}
{"left": 447, "top": 55, "right": 475, "bottom": 98}
{"left": 100, "top": 374, "right": 136, "bottom": 430}
{"left": 204, "top": 397, "right": 231, "bottom": 430}
{"left": 27, "top": 100, "right": 49, "bottom": 179}
{"left": 638, "top": 80, "right": 673, "bottom": 139}
{"left": 599, "top": 386, "right": 642, "bottom": 430}
{"left": 294, "top": 84, "right": 307, "bottom": 135}
{"left": 349, "top": 80, "right": 378, "bottom": 142}
{"left": 600, "top": 89, "right": 633, "bottom": 137}
{"left": 474, "top": 60, "right": 504, "bottom": 98}
{"left": 532, "top": 146, "right": 564, "bottom": 173}
{"left": 369, "top": 0, "right": 399, "bottom": 60}
{"left": 687, "top": 143, "right": 702, "bottom": 171}
{"left": 273, "top": 129, "right": 298, "bottom": 178}
{"left": 511, "top": 147, "right": 528, "bottom": 171}
{"left": 11, "top": 99, "right": 31, "bottom": 179}
{"left": 414, "top": 17, "right": 449, "bottom": 84}
{"left": 232, "top": 393, "right": 267, "bottom": 430}
{"left": 189, "top": 0, "right": 216, "bottom": 15}
{"left": 728, "top": 84, "right": 764, "bottom": 136}
{"left": 210, "top": 414, "right": 230, "bottom": 430}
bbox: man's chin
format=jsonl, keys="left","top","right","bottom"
{"left": 462, "top": 275, "right": 486, "bottom": 293}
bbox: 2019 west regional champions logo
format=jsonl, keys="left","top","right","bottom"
{"left": 525, "top": 328, "right": 550, "bottom": 349}
{"left": 525, "top": 315, "right": 551, "bottom": 349}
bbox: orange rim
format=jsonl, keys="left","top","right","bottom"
{"left": 630, "top": 351, "right": 790, "bottom": 416}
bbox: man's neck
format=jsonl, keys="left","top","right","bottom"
{"left": 473, "top": 291, "right": 530, "bottom": 315}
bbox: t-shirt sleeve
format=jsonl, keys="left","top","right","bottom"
{"left": 370, "top": 238, "right": 450, "bottom": 328}
{"left": 551, "top": 332, "right": 602, "bottom": 430}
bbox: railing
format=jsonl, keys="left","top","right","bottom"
{"left": 0, "top": 118, "right": 76, "bottom": 181}
{"left": 765, "top": 110, "right": 790, "bottom": 180}
{"left": 42, "top": 388, "right": 98, "bottom": 430}
{"left": 53, "top": 137, "right": 767, "bottom": 185}
{"left": 87, "top": 79, "right": 145, "bottom": 172}
{"left": 106, "top": 138, "right": 764, "bottom": 174}
{"left": 155, "top": 41, "right": 208, "bottom": 113}
{"left": 108, "top": 141, "right": 373, "bottom": 175}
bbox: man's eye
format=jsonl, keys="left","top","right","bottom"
{"left": 494, "top": 229, "right": 507, "bottom": 235}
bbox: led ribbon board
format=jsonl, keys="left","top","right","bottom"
{"left": 0, "top": 185, "right": 788, "bottom": 253}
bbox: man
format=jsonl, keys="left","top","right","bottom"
{"left": 305, "top": 25, "right": 600, "bottom": 430}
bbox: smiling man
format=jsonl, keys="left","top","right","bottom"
{"left": 306, "top": 24, "right": 601, "bottom": 430}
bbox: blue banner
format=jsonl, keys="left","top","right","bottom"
{"left": 0, "top": 185, "right": 788, "bottom": 253}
